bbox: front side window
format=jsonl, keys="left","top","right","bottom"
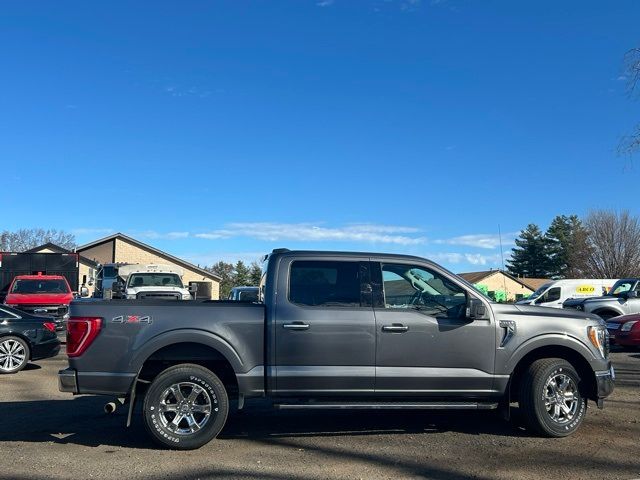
{"left": 127, "top": 273, "right": 183, "bottom": 288}
{"left": 289, "top": 260, "right": 361, "bottom": 307}
{"left": 381, "top": 263, "right": 466, "bottom": 318}
{"left": 540, "top": 286, "right": 561, "bottom": 303}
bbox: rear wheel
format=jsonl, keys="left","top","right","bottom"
{"left": 142, "top": 364, "right": 229, "bottom": 450}
{"left": 0, "top": 336, "right": 29, "bottom": 374}
{"left": 519, "top": 358, "right": 586, "bottom": 437}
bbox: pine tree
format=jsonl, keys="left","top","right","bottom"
{"left": 249, "top": 261, "right": 262, "bottom": 286}
{"left": 234, "top": 261, "right": 250, "bottom": 287}
{"left": 207, "top": 261, "right": 235, "bottom": 299}
{"left": 545, "top": 215, "right": 590, "bottom": 278}
{"left": 507, "top": 224, "right": 550, "bottom": 278}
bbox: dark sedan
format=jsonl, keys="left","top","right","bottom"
{"left": 606, "top": 313, "right": 640, "bottom": 348}
{"left": 0, "top": 305, "right": 61, "bottom": 374}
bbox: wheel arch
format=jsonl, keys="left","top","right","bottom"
{"left": 591, "top": 308, "right": 622, "bottom": 320}
{"left": 508, "top": 344, "right": 598, "bottom": 402}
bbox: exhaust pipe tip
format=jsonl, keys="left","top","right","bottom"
{"left": 104, "top": 402, "right": 117, "bottom": 414}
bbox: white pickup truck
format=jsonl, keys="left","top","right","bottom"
{"left": 113, "top": 264, "right": 192, "bottom": 301}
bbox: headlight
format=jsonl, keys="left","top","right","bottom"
{"left": 182, "top": 293, "right": 191, "bottom": 300}
{"left": 63, "top": 313, "right": 70, "bottom": 320}
{"left": 621, "top": 320, "right": 638, "bottom": 332}
{"left": 588, "top": 325, "right": 608, "bottom": 358}
{"left": 126, "top": 294, "right": 136, "bottom": 300}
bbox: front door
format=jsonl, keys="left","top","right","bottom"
{"left": 372, "top": 261, "right": 496, "bottom": 398}
{"left": 273, "top": 257, "right": 376, "bottom": 396}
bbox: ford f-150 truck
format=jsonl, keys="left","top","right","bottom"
{"left": 58, "top": 249, "right": 614, "bottom": 449}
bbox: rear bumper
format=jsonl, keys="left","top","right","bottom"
{"left": 31, "top": 338, "right": 61, "bottom": 360}
{"left": 595, "top": 364, "right": 615, "bottom": 401}
{"left": 58, "top": 368, "right": 136, "bottom": 395}
{"left": 58, "top": 368, "right": 78, "bottom": 393}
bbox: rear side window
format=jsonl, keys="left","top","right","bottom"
{"left": 289, "top": 261, "right": 361, "bottom": 307}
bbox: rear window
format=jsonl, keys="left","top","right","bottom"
{"left": 127, "top": 273, "right": 183, "bottom": 288}
{"left": 289, "top": 260, "right": 361, "bottom": 307}
{"left": 11, "top": 279, "right": 70, "bottom": 294}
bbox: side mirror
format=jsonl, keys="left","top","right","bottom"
{"left": 80, "top": 286, "right": 90, "bottom": 297}
{"left": 88, "top": 277, "right": 95, "bottom": 286}
{"left": 188, "top": 283, "right": 199, "bottom": 294}
{"left": 466, "top": 297, "right": 487, "bottom": 320}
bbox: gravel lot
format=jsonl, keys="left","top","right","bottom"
{"left": 0, "top": 349, "right": 638, "bottom": 480}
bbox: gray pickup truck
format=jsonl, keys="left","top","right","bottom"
{"left": 58, "top": 249, "right": 614, "bottom": 449}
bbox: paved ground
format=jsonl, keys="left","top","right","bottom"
{"left": 0, "top": 349, "right": 638, "bottom": 480}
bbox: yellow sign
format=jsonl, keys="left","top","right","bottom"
{"left": 576, "top": 285, "right": 595, "bottom": 294}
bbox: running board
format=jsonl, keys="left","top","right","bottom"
{"left": 273, "top": 401, "right": 498, "bottom": 411}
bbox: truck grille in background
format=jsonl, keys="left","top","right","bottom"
{"left": 15, "top": 304, "right": 69, "bottom": 318}
{"left": 136, "top": 292, "right": 181, "bottom": 301}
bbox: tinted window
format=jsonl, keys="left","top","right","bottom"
{"left": 289, "top": 261, "right": 361, "bottom": 307}
{"left": 381, "top": 263, "right": 466, "bottom": 318}
{"left": 545, "top": 287, "right": 561, "bottom": 303}
{"left": 127, "top": 273, "right": 183, "bottom": 288}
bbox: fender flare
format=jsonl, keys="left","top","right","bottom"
{"left": 128, "top": 329, "right": 245, "bottom": 374}
{"left": 589, "top": 306, "right": 624, "bottom": 318}
{"left": 504, "top": 333, "right": 597, "bottom": 374}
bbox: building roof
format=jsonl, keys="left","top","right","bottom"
{"left": 516, "top": 277, "right": 550, "bottom": 291}
{"left": 458, "top": 269, "right": 548, "bottom": 292}
{"left": 77, "top": 233, "right": 222, "bottom": 282}
{"left": 23, "top": 243, "right": 99, "bottom": 268}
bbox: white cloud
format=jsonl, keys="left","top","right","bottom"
{"left": 435, "top": 232, "right": 517, "bottom": 250}
{"left": 195, "top": 222, "right": 426, "bottom": 245}
{"left": 428, "top": 252, "right": 503, "bottom": 267}
{"left": 126, "top": 230, "right": 190, "bottom": 240}
{"left": 316, "top": 0, "right": 334, "bottom": 6}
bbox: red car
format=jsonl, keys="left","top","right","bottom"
{"left": 4, "top": 274, "right": 74, "bottom": 331}
{"left": 606, "top": 313, "right": 640, "bottom": 348}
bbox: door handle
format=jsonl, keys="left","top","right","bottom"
{"left": 282, "top": 322, "right": 310, "bottom": 330}
{"left": 382, "top": 324, "right": 409, "bottom": 333}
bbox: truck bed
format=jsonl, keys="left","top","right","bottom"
{"left": 67, "top": 299, "right": 265, "bottom": 395}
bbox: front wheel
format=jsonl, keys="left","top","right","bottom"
{"left": 142, "top": 364, "right": 229, "bottom": 449}
{"left": 518, "top": 358, "right": 587, "bottom": 437}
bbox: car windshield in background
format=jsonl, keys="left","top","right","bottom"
{"left": 528, "top": 283, "right": 552, "bottom": 300}
{"left": 127, "top": 273, "right": 183, "bottom": 288}
{"left": 103, "top": 266, "right": 118, "bottom": 278}
{"left": 11, "top": 279, "right": 70, "bottom": 294}
{"left": 608, "top": 280, "right": 636, "bottom": 296}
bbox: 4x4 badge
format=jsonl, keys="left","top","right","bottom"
{"left": 112, "top": 315, "right": 152, "bottom": 324}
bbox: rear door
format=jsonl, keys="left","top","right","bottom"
{"left": 273, "top": 256, "right": 376, "bottom": 395}
{"left": 372, "top": 260, "right": 496, "bottom": 397}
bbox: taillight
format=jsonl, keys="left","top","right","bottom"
{"left": 66, "top": 317, "right": 102, "bottom": 358}
{"left": 43, "top": 322, "right": 56, "bottom": 333}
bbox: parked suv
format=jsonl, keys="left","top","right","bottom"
{"left": 59, "top": 249, "right": 614, "bottom": 449}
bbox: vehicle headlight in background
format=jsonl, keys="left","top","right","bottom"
{"left": 588, "top": 325, "right": 608, "bottom": 358}
{"left": 621, "top": 321, "right": 638, "bottom": 332}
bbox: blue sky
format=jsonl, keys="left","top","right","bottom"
{"left": 2, "top": 1, "right": 638, "bottom": 271}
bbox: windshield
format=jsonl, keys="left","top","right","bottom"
{"left": 127, "top": 273, "right": 183, "bottom": 289}
{"left": 103, "top": 266, "right": 118, "bottom": 278}
{"left": 607, "top": 279, "right": 637, "bottom": 297}
{"left": 11, "top": 279, "right": 70, "bottom": 294}
{"left": 528, "top": 283, "right": 553, "bottom": 300}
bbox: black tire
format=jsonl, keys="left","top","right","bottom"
{"left": 0, "top": 336, "right": 30, "bottom": 374}
{"left": 142, "top": 364, "right": 229, "bottom": 450}
{"left": 518, "top": 358, "right": 587, "bottom": 437}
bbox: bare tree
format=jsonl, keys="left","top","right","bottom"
{"left": 584, "top": 210, "right": 640, "bottom": 278}
{"left": 619, "top": 47, "right": 640, "bottom": 156}
{"left": 0, "top": 229, "right": 76, "bottom": 252}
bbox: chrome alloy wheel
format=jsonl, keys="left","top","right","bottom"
{"left": 543, "top": 373, "right": 579, "bottom": 424}
{"left": 0, "top": 339, "right": 27, "bottom": 372}
{"left": 157, "top": 382, "right": 213, "bottom": 435}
